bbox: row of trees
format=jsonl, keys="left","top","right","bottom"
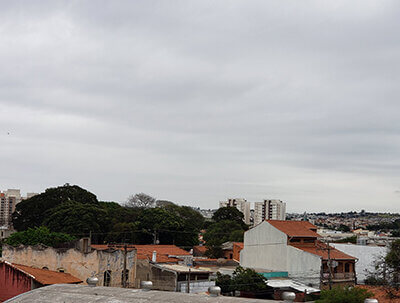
{"left": 10, "top": 185, "right": 205, "bottom": 247}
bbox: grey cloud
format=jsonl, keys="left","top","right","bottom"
{"left": 0, "top": 0, "right": 400, "bottom": 212}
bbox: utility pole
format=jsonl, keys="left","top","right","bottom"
{"left": 187, "top": 268, "right": 191, "bottom": 293}
{"left": 317, "top": 241, "right": 333, "bottom": 290}
{"left": 122, "top": 244, "right": 127, "bottom": 288}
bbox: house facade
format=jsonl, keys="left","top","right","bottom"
{"left": 240, "top": 220, "right": 356, "bottom": 288}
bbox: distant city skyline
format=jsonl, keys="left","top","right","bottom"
{"left": 1, "top": 1, "right": 400, "bottom": 213}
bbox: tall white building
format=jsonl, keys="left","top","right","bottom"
{"left": 0, "top": 189, "right": 22, "bottom": 227}
{"left": 253, "top": 199, "right": 286, "bottom": 226}
{"left": 219, "top": 198, "right": 251, "bottom": 225}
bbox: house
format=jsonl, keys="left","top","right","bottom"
{"left": 240, "top": 220, "right": 357, "bottom": 288}
{"left": 0, "top": 260, "right": 81, "bottom": 302}
{"left": 2, "top": 239, "right": 136, "bottom": 288}
{"left": 193, "top": 245, "right": 207, "bottom": 257}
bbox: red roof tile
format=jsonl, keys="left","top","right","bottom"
{"left": 291, "top": 241, "right": 356, "bottom": 260}
{"left": 5, "top": 262, "right": 82, "bottom": 285}
{"left": 233, "top": 242, "right": 244, "bottom": 249}
{"left": 267, "top": 220, "right": 320, "bottom": 238}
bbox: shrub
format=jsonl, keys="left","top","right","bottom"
{"left": 317, "top": 286, "right": 374, "bottom": 303}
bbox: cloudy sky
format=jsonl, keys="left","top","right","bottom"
{"left": 0, "top": 1, "right": 399, "bottom": 213}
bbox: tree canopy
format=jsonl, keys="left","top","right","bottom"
{"left": 5, "top": 226, "right": 75, "bottom": 247}
{"left": 125, "top": 193, "right": 156, "bottom": 208}
{"left": 216, "top": 266, "right": 267, "bottom": 294}
{"left": 13, "top": 184, "right": 98, "bottom": 231}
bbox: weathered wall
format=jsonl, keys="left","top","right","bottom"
{"left": 150, "top": 265, "right": 176, "bottom": 291}
{"left": 0, "top": 262, "right": 32, "bottom": 302}
{"left": 2, "top": 245, "right": 136, "bottom": 288}
{"left": 286, "top": 246, "right": 321, "bottom": 287}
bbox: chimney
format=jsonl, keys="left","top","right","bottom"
{"left": 152, "top": 251, "right": 157, "bottom": 262}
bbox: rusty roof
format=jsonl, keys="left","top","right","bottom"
{"left": 1, "top": 261, "right": 82, "bottom": 285}
{"left": 266, "top": 220, "right": 320, "bottom": 238}
{"left": 291, "top": 242, "right": 357, "bottom": 260}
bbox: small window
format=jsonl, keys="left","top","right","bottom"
{"left": 42, "top": 267, "right": 49, "bottom": 270}
{"left": 345, "top": 263, "right": 351, "bottom": 272}
{"left": 57, "top": 268, "right": 65, "bottom": 273}
{"left": 104, "top": 270, "right": 112, "bottom": 286}
{"left": 290, "top": 238, "right": 301, "bottom": 243}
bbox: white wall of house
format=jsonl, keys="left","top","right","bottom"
{"left": 240, "top": 221, "right": 321, "bottom": 287}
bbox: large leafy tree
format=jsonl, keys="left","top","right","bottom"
{"left": 203, "top": 220, "right": 245, "bottom": 258}
{"left": 137, "top": 207, "right": 185, "bottom": 244}
{"left": 5, "top": 226, "right": 75, "bottom": 247}
{"left": 125, "top": 193, "right": 156, "bottom": 208}
{"left": 212, "top": 207, "right": 247, "bottom": 229}
{"left": 13, "top": 184, "right": 99, "bottom": 231}
{"left": 216, "top": 266, "right": 267, "bottom": 294}
{"left": 43, "top": 201, "right": 109, "bottom": 237}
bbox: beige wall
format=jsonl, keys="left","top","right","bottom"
{"left": 2, "top": 245, "right": 137, "bottom": 288}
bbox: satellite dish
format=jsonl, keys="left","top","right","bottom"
{"left": 330, "top": 260, "right": 338, "bottom": 268}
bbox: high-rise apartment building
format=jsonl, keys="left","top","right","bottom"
{"left": 219, "top": 198, "right": 251, "bottom": 225}
{"left": 0, "top": 190, "right": 38, "bottom": 228}
{"left": 253, "top": 199, "right": 286, "bottom": 226}
{"left": 0, "top": 189, "right": 22, "bottom": 227}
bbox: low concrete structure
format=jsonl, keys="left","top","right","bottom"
{"left": 4, "top": 284, "right": 279, "bottom": 302}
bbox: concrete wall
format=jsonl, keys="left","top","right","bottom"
{"left": 0, "top": 262, "right": 32, "bottom": 302}
{"left": 179, "top": 280, "right": 215, "bottom": 294}
{"left": 240, "top": 221, "right": 321, "bottom": 287}
{"left": 2, "top": 245, "right": 136, "bottom": 288}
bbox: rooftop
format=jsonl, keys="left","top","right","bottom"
{"left": 291, "top": 242, "right": 357, "bottom": 260}
{"left": 1, "top": 261, "right": 82, "bottom": 285}
{"left": 4, "top": 284, "right": 277, "bottom": 303}
{"left": 267, "top": 220, "right": 320, "bottom": 238}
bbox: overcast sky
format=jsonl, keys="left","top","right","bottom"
{"left": 0, "top": 1, "right": 399, "bottom": 213}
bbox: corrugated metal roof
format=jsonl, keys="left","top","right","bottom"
{"left": 267, "top": 279, "right": 320, "bottom": 293}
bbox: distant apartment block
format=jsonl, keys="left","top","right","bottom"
{"left": 0, "top": 189, "right": 38, "bottom": 227}
{"left": 253, "top": 199, "right": 286, "bottom": 226}
{"left": 219, "top": 198, "right": 251, "bottom": 225}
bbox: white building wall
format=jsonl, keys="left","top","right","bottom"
{"left": 219, "top": 198, "right": 251, "bottom": 225}
{"left": 240, "top": 221, "right": 321, "bottom": 287}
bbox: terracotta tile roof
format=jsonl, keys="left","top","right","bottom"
{"left": 91, "top": 244, "right": 190, "bottom": 263}
{"left": 193, "top": 246, "right": 207, "bottom": 253}
{"left": 233, "top": 242, "right": 244, "bottom": 249}
{"left": 358, "top": 285, "right": 396, "bottom": 303}
{"left": 266, "top": 220, "right": 320, "bottom": 238}
{"left": 291, "top": 242, "right": 356, "bottom": 260}
{"left": 3, "top": 262, "right": 82, "bottom": 285}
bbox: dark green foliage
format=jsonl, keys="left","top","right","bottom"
{"left": 316, "top": 287, "right": 374, "bottom": 303}
{"left": 338, "top": 224, "right": 351, "bottom": 232}
{"left": 204, "top": 210, "right": 248, "bottom": 258}
{"left": 212, "top": 207, "right": 247, "bottom": 228}
{"left": 334, "top": 236, "right": 357, "bottom": 244}
{"left": 13, "top": 184, "right": 98, "bottom": 231}
{"left": 216, "top": 272, "right": 234, "bottom": 293}
{"left": 43, "top": 201, "right": 109, "bottom": 236}
{"left": 364, "top": 275, "right": 386, "bottom": 285}
{"left": 5, "top": 226, "right": 75, "bottom": 247}
{"left": 216, "top": 266, "right": 267, "bottom": 293}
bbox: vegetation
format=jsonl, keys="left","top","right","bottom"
{"left": 316, "top": 286, "right": 374, "bottom": 303}
{"left": 334, "top": 236, "right": 357, "bottom": 244}
{"left": 11, "top": 184, "right": 205, "bottom": 247}
{"left": 203, "top": 207, "right": 248, "bottom": 258}
{"left": 216, "top": 266, "right": 267, "bottom": 294}
{"left": 5, "top": 227, "right": 75, "bottom": 247}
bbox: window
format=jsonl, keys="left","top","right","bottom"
{"left": 345, "top": 263, "right": 351, "bottom": 272}
{"left": 42, "top": 267, "right": 49, "bottom": 270}
{"left": 104, "top": 270, "right": 112, "bottom": 286}
{"left": 304, "top": 239, "right": 315, "bottom": 243}
{"left": 57, "top": 268, "right": 65, "bottom": 273}
{"left": 290, "top": 238, "right": 301, "bottom": 243}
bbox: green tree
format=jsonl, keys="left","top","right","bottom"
{"left": 13, "top": 184, "right": 99, "bottom": 231}
{"left": 212, "top": 207, "right": 247, "bottom": 228}
{"left": 43, "top": 201, "right": 109, "bottom": 237}
{"left": 316, "top": 286, "right": 374, "bottom": 303}
{"left": 216, "top": 266, "right": 267, "bottom": 294}
{"left": 137, "top": 207, "right": 185, "bottom": 244}
{"left": 203, "top": 220, "right": 245, "bottom": 258}
{"left": 5, "top": 226, "right": 75, "bottom": 247}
